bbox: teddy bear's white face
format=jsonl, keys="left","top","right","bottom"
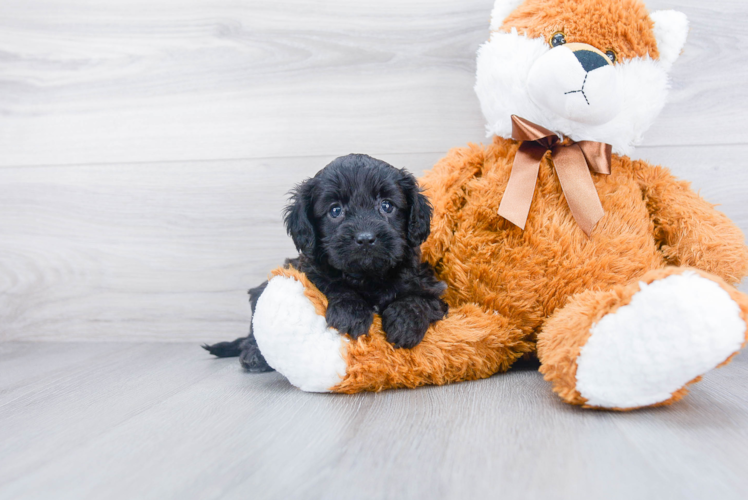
{"left": 527, "top": 41, "right": 622, "bottom": 125}
{"left": 475, "top": 0, "right": 688, "bottom": 155}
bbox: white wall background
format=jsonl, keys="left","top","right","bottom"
{"left": 1, "top": 0, "right": 746, "bottom": 341}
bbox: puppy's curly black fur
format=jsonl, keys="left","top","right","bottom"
{"left": 204, "top": 154, "right": 448, "bottom": 371}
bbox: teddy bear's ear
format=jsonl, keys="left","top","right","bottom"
{"left": 489, "top": 0, "right": 526, "bottom": 31}
{"left": 650, "top": 10, "right": 689, "bottom": 72}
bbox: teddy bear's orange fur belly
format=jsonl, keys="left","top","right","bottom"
{"left": 421, "top": 138, "right": 666, "bottom": 344}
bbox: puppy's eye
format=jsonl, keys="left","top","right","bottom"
{"left": 380, "top": 200, "right": 393, "bottom": 214}
{"left": 605, "top": 50, "right": 617, "bottom": 63}
{"left": 329, "top": 205, "right": 342, "bottom": 218}
{"left": 550, "top": 32, "right": 566, "bottom": 47}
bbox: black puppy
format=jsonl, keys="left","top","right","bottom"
{"left": 204, "top": 154, "right": 448, "bottom": 371}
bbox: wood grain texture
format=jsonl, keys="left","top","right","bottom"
{"left": 0, "top": 0, "right": 746, "bottom": 167}
{"left": 0, "top": 342, "right": 746, "bottom": 500}
{"left": 0, "top": 0, "right": 492, "bottom": 167}
{"left": 0, "top": 0, "right": 747, "bottom": 343}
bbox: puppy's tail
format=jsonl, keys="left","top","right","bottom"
{"left": 203, "top": 281, "right": 269, "bottom": 358}
{"left": 202, "top": 337, "right": 245, "bottom": 358}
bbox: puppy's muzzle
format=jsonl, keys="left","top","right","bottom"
{"left": 327, "top": 218, "right": 402, "bottom": 274}
{"left": 527, "top": 42, "right": 622, "bottom": 125}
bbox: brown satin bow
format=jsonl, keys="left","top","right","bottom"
{"left": 497, "top": 115, "right": 612, "bottom": 237}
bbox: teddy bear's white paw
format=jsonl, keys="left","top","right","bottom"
{"left": 252, "top": 275, "right": 348, "bottom": 392}
{"left": 575, "top": 271, "right": 746, "bottom": 409}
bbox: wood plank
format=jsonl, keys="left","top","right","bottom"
{"left": 0, "top": 342, "right": 746, "bottom": 500}
{"left": 0, "top": 0, "right": 492, "bottom": 167}
{"left": 1, "top": 146, "right": 746, "bottom": 342}
{"left": 0, "top": 342, "right": 129, "bottom": 397}
{"left": 0, "top": 0, "right": 746, "bottom": 167}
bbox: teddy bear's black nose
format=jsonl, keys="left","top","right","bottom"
{"left": 574, "top": 50, "right": 610, "bottom": 73}
{"left": 355, "top": 232, "right": 376, "bottom": 246}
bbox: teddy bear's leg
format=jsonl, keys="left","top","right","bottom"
{"left": 537, "top": 267, "right": 748, "bottom": 410}
{"left": 253, "top": 267, "right": 533, "bottom": 393}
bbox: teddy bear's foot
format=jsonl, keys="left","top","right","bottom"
{"left": 252, "top": 271, "right": 348, "bottom": 392}
{"left": 538, "top": 268, "right": 748, "bottom": 410}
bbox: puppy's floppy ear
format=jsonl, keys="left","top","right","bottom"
{"left": 283, "top": 178, "right": 317, "bottom": 256}
{"left": 398, "top": 169, "right": 432, "bottom": 247}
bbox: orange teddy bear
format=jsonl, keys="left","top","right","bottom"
{"left": 251, "top": 0, "right": 748, "bottom": 410}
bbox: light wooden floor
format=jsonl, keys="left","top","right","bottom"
{"left": 1, "top": 0, "right": 748, "bottom": 498}
{"left": 1, "top": 342, "right": 747, "bottom": 500}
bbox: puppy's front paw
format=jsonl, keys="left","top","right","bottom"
{"left": 382, "top": 300, "right": 430, "bottom": 349}
{"left": 326, "top": 300, "right": 374, "bottom": 339}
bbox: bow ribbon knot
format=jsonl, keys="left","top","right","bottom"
{"left": 497, "top": 115, "right": 612, "bottom": 237}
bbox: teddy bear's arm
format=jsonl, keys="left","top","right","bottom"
{"left": 637, "top": 162, "right": 748, "bottom": 285}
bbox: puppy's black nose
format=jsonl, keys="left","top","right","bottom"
{"left": 355, "top": 232, "right": 376, "bottom": 246}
